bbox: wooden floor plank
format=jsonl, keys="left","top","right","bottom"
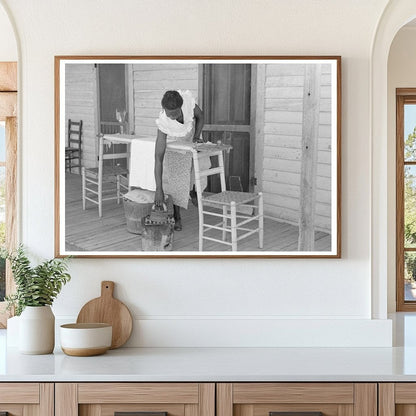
{"left": 64, "top": 173, "right": 331, "bottom": 253}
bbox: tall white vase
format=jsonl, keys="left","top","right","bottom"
{"left": 19, "top": 306, "right": 55, "bottom": 354}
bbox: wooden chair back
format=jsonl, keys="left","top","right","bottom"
{"left": 67, "top": 119, "right": 83, "bottom": 149}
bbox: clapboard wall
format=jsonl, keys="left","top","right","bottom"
{"left": 65, "top": 64, "right": 97, "bottom": 169}
{"left": 132, "top": 64, "right": 199, "bottom": 137}
{"left": 259, "top": 63, "right": 332, "bottom": 232}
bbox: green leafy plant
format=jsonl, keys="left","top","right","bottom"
{"left": 3, "top": 246, "right": 71, "bottom": 316}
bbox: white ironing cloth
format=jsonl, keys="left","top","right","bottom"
{"left": 128, "top": 136, "right": 192, "bottom": 191}
{"left": 128, "top": 137, "right": 158, "bottom": 190}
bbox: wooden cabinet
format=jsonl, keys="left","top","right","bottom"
{"left": 379, "top": 383, "right": 416, "bottom": 416}
{"left": 1, "top": 380, "right": 414, "bottom": 416}
{"left": 0, "top": 383, "right": 53, "bottom": 415}
{"left": 55, "top": 383, "right": 215, "bottom": 416}
{"left": 217, "top": 383, "right": 377, "bottom": 416}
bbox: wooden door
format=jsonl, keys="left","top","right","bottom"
{"left": 0, "top": 383, "right": 53, "bottom": 415}
{"left": 97, "top": 64, "right": 130, "bottom": 169}
{"left": 201, "top": 64, "right": 253, "bottom": 192}
{"left": 379, "top": 383, "right": 416, "bottom": 415}
{"left": 98, "top": 64, "right": 128, "bottom": 134}
{"left": 217, "top": 383, "right": 376, "bottom": 416}
{"left": 56, "top": 382, "right": 215, "bottom": 416}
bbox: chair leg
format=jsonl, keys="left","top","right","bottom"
{"left": 81, "top": 167, "right": 86, "bottom": 211}
{"left": 231, "top": 201, "right": 237, "bottom": 251}
{"left": 116, "top": 175, "right": 121, "bottom": 204}
{"left": 98, "top": 177, "right": 103, "bottom": 218}
{"left": 193, "top": 152, "right": 205, "bottom": 252}
{"left": 198, "top": 204, "right": 204, "bottom": 251}
{"left": 222, "top": 206, "right": 227, "bottom": 241}
{"left": 258, "top": 192, "right": 264, "bottom": 249}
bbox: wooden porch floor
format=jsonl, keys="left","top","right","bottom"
{"left": 65, "top": 173, "right": 331, "bottom": 253}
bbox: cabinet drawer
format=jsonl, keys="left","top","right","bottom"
{"left": 218, "top": 383, "right": 376, "bottom": 416}
{"left": 78, "top": 383, "right": 200, "bottom": 404}
{"left": 56, "top": 383, "right": 215, "bottom": 416}
{"left": 0, "top": 383, "right": 39, "bottom": 403}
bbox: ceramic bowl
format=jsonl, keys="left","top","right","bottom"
{"left": 60, "top": 323, "right": 112, "bottom": 356}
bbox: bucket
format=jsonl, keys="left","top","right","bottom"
{"left": 123, "top": 199, "right": 153, "bottom": 234}
{"left": 123, "top": 189, "right": 173, "bottom": 235}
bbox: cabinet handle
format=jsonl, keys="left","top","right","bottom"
{"left": 270, "top": 413, "right": 323, "bottom": 416}
{"left": 115, "top": 412, "right": 167, "bottom": 416}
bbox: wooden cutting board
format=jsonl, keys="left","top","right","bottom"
{"left": 76, "top": 281, "right": 133, "bottom": 349}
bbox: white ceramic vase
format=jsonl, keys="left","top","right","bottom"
{"left": 6, "top": 315, "right": 20, "bottom": 347}
{"left": 19, "top": 305, "right": 55, "bottom": 354}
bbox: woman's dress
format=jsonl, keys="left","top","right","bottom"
{"left": 155, "top": 90, "right": 209, "bottom": 208}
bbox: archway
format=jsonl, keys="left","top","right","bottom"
{"left": 371, "top": 0, "right": 416, "bottom": 319}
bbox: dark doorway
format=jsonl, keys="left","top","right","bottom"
{"left": 98, "top": 64, "right": 128, "bottom": 167}
{"left": 202, "top": 64, "right": 252, "bottom": 192}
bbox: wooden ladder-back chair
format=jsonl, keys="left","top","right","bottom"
{"left": 193, "top": 147, "right": 264, "bottom": 252}
{"left": 81, "top": 134, "right": 129, "bottom": 217}
{"left": 65, "top": 119, "right": 83, "bottom": 173}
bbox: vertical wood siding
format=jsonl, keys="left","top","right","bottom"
{"left": 260, "top": 63, "right": 332, "bottom": 232}
{"left": 65, "top": 64, "right": 97, "bottom": 169}
{"left": 132, "top": 64, "right": 199, "bottom": 137}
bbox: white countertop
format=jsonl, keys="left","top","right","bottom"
{"left": 3, "top": 345, "right": 416, "bottom": 382}
{"left": 3, "top": 313, "right": 416, "bottom": 382}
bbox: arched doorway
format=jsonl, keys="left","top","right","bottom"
{"left": 371, "top": 0, "right": 416, "bottom": 319}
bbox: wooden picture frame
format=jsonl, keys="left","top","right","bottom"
{"left": 55, "top": 56, "right": 341, "bottom": 258}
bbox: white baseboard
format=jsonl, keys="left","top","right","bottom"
{"left": 54, "top": 317, "right": 392, "bottom": 348}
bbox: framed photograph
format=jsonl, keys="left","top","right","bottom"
{"left": 55, "top": 56, "right": 341, "bottom": 258}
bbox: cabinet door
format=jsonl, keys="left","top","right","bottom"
{"left": 379, "top": 383, "right": 416, "bottom": 416}
{"left": 0, "top": 383, "right": 53, "bottom": 415}
{"left": 217, "top": 383, "right": 377, "bottom": 416}
{"left": 55, "top": 383, "right": 215, "bottom": 416}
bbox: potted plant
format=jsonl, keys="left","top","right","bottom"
{"left": 4, "top": 245, "right": 71, "bottom": 354}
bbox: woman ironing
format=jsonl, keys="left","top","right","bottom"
{"left": 154, "top": 90, "right": 204, "bottom": 231}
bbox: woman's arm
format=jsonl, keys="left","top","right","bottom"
{"left": 193, "top": 104, "right": 204, "bottom": 142}
{"left": 154, "top": 129, "right": 167, "bottom": 206}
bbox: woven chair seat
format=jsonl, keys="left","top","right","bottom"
{"left": 203, "top": 191, "right": 259, "bottom": 205}
{"left": 84, "top": 165, "right": 128, "bottom": 178}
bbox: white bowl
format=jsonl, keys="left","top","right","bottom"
{"left": 60, "top": 323, "right": 112, "bottom": 356}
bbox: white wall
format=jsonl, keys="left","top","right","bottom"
{"left": 0, "top": 3, "right": 16, "bottom": 61}
{"left": 387, "top": 26, "right": 416, "bottom": 312}
{"left": 0, "top": 0, "right": 394, "bottom": 347}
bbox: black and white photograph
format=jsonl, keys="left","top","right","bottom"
{"left": 55, "top": 56, "right": 341, "bottom": 257}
